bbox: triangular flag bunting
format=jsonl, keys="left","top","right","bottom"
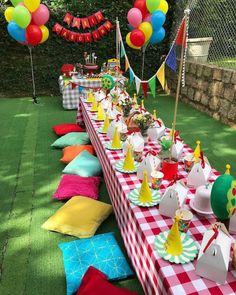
{"left": 175, "top": 17, "right": 187, "bottom": 47}
{"left": 125, "top": 57, "right": 129, "bottom": 72}
{"left": 120, "top": 42, "right": 125, "bottom": 58}
{"left": 129, "top": 68, "right": 135, "bottom": 84}
{"left": 135, "top": 76, "right": 141, "bottom": 94}
{"left": 71, "top": 82, "right": 77, "bottom": 90}
{"left": 148, "top": 76, "right": 156, "bottom": 98}
{"left": 141, "top": 81, "right": 148, "bottom": 98}
{"left": 64, "top": 80, "right": 70, "bottom": 87}
{"left": 156, "top": 62, "right": 165, "bottom": 90}
{"left": 166, "top": 45, "right": 177, "bottom": 72}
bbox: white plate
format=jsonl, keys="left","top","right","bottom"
{"left": 189, "top": 199, "right": 214, "bottom": 216}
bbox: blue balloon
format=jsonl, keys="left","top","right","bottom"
{"left": 7, "top": 22, "right": 26, "bottom": 43}
{"left": 150, "top": 27, "right": 166, "bottom": 45}
{"left": 127, "top": 24, "right": 134, "bottom": 31}
{"left": 151, "top": 11, "right": 166, "bottom": 31}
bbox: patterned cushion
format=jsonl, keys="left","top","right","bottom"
{"left": 53, "top": 174, "right": 100, "bottom": 200}
{"left": 53, "top": 123, "right": 84, "bottom": 136}
{"left": 61, "top": 145, "right": 95, "bottom": 163}
{"left": 59, "top": 233, "right": 134, "bottom": 295}
{"left": 76, "top": 266, "right": 138, "bottom": 295}
{"left": 63, "top": 150, "right": 102, "bottom": 177}
{"left": 42, "top": 196, "right": 112, "bottom": 238}
{"left": 51, "top": 132, "right": 90, "bottom": 149}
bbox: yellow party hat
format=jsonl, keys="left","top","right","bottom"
{"left": 138, "top": 171, "right": 152, "bottom": 203}
{"left": 153, "top": 109, "right": 157, "bottom": 120}
{"left": 141, "top": 99, "right": 144, "bottom": 109}
{"left": 133, "top": 93, "right": 139, "bottom": 109}
{"left": 87, "top": 89, "right": 94, "bottom": 103}
{"left": 96, "top": 103, "right": 105, "bottom": 121}
{"left": 112, "top": 127, "right": 122, "bottom": 149}
{"left": 193, "top": 140, "right": 201, "bottom": 162}
{"left": 169, "top": 123, "right": 175, "bottom": 139}
{"left": 102, "top": 114, "right": 110, "bottom": 133}
{"left": 164, "top": 216, "right": 183, "bottom": 256}
{"left": 91, "top": 96, "right": 98, "bottom": 112}
{"left": 123, "top": 144, "right": 135, "bottom": 171}
{"left": 225, "top": 164, "right": 231, "bottom": 175}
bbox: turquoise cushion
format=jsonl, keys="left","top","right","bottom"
{"left": 59, "top": 232, "right": 134, "bottom": 295}
{"left": 51, "top": 132, "right": 90, "bottom": 148}
{"left": 63, "top": 150, "right": 102, "bottom": 177}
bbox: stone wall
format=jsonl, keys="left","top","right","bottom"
{"left": 165, "top": 60, "right": 236, "bottom": 126}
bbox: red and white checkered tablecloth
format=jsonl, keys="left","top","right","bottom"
{"left": 79, "top": 98, "right": 236, "bottom": 295}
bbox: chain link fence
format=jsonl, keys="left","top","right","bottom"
{"left": 171, "top": 0, "right": 236, "bottom": 70}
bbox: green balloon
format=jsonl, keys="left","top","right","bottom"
{"left": 146, "top": 0, "right": 161, "bottom": 13}
{"left": 13, "top": 6, "right": 31, "bottom": 29}
{"left": 210, "top": 174, "right": 235, "bottom": 220}
{"left": 10, "top": 0, "right": 22, "bottom": 6}
{"left": 102, "top": 75, "right": 115, "bottom": 91}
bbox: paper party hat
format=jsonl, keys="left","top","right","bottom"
{"left": 164, "top": 216, "right": 183, "bottom": 256}
{"left": 141, "top": 99, "right": 145, "bottom": 109}
{"left": 225, "top": 164, "right": 231, "bottom": 175}
{"left": 96, "top": 103, "right": 105, "bottom": 121}
{"left": 91, "top": 95, "right": 98, "bottom": 112}
{"left": 169, "top": 123, "right": 175, "bottom": 139}
{"left": 87, "top": 89, "right": 94, "bottom": 103}
{"left": 133, "top": 93, "right": 139, "bottom": 108}
{"left": 112, "top": 127, "right": 122, "bottom": 149}
{"left": 138, "top": 171, "right": 152, "bottom": 203}
{"left": 102, "top": 114, "right": 110, "bottom": 133}
{"left": 193, "top": 140, "right": 201, "bottom": 162}
{"left": 123, "top": 144, "right": 135, "bottom": 171}
{"left": 153, "top": 109, "right": 157, "bottom": 120}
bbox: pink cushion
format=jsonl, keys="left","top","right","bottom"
{"left": 53, "top": 174, "right": 100, "bottom": 200}
{"left": 53, "top": 124, "right": 84, "bottom": 136}
{"left": 76, "top": 266, "right": 138, "bottom": 295}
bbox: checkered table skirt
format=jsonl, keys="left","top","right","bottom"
{"left": 59, "top": 76, "right": 102, "bottom": 110}
{"left": 79, "top": 98, "right": 236, "bottom": 295}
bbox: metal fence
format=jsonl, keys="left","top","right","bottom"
{"left": 171, "top": 0, "right": 236, "bottom": 70}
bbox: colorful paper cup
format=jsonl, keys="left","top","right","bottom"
{"left": 151, "top": 171, "right": 164, "bottom": 190}
{"left": 184, "top": 154, "right": 194, "bottom": 172}
{"left": 175, "top": 209, "right": 193, "bottom": 233}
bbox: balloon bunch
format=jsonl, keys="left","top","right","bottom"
{"left": 126, "top": 0, "right": 168, "bottom": 49}
{"left": 4, "top": 0, "right": 50, "bottom": 46}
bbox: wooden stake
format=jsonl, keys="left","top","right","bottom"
{"left": 116, "top": 17, "right": 120, "bottom": 65}
{"left": 169, "top": 13, "right": 188, "bottom": 161}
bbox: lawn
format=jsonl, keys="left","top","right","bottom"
{"left": 0, "top": 94, "right": 235, "bottom": 295}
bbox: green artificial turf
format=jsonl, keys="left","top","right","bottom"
{"left": 0, "top": 95, "right": 235, "bottom": 295}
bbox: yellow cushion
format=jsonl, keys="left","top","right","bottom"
{"left": 41, "top": 196, "right": 113, "bottom": 238}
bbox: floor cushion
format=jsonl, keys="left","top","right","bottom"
{"left": 53, "top": 174, "right": 100, "bottom": 200}
{"left": 61, "top": 145, "right": 95, "bottom": 163}
{"left": 63, "top": 150, "right": 102, "bottom": 177}
{"left": 59, "top": 233, "right": 134, "bottom": 295}
{"left": 42, "top": 196, "right": 112, "bottom": 238}
{"left": 51, "top": 132, "right": 90, "bottom": 149}
{"left": 77, "top": 266, "right": 138, "bottom": 295}
{"left": 53, "top": 123, "right": 84, "bottom": 136}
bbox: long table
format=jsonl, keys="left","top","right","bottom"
{"left": 79, "top": 98, "right": 236, "bottom": 295}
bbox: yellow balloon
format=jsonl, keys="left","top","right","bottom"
{"left": 138, "top": 22, "right": 153, "bottom": 43}
{"left": 158, "top": 0, "right": 169, "bottom": 14}
{"left": 4, "top": 7, "right": 14, "bottom": 23}
{"left": 40, "top": 25, "right": 49, "bottom": 43}
{"left": 24, "top": 0, "right": 40, "bottom": 12}
{"left": 126, "top": 32, "right": 141, "bottom": 50}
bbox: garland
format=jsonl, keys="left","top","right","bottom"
{"left": 52, "top": 11, "right": 113, "bottom": 43}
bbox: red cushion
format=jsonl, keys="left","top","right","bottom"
{"left": 53, "top": 124, "right": 84, "bottom": 136}
{"left": 77, "top": 267, "right": 138, "bottom": 295}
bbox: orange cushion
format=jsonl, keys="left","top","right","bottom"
{"left": 61, "top": 145, "right": 95, "bottom": 163}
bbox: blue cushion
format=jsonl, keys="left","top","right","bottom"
{"left": 51, "top": 132, "right": 90, "bottom": 148}
{"left": 59, "top": 232, "right": 134, "bottom": 295}
{"left": 63, "top": 150, "right": 102, "bottom": 177}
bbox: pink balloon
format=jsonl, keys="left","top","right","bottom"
{"left": 127, "top": 8, "right": 142, "bottom": 28}
{"left": 143, "top": 13, "right": 151, "bottom": 22}
{"left": 32, "top": 4, "right": 50, "bottom": 26}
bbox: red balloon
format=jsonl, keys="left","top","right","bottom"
{"left": 130, "top": 29, "right": 145, "bottom": 47}
{"left": 26, "top": 25, "right": 42, "bottom": 46}
{"left": 134, "top": 0, "right": 148, "bottom": 18}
